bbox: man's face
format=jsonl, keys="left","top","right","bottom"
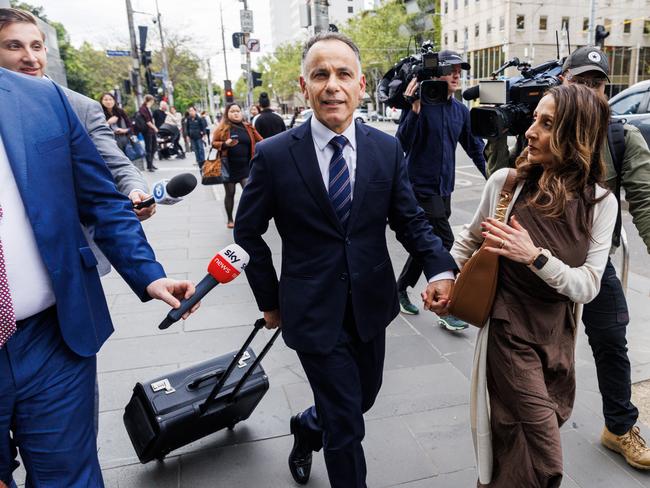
{"left": 188, "top": 107, "right": 196, "bottom": 117}
{"left": 437, "top": 64, "right": 462, "bottom": 97}
{"left": 562, "top": 69, "right": 607, "bottom": 96}
{"left": 0, "top": 22, "right": 47, "bottom": 77}
{"left": 300, "top": 39, "right": 366, "bottom": 133}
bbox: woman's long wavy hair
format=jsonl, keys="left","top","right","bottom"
{"left": 213, "top": 103, "right": 242, "bottom": 141}
{"left": 515, "top": 83, "right": 611, "bottom": 235}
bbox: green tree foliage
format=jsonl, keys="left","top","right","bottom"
{"left": 257, "top": 41, "right": 304, "bottom": 107}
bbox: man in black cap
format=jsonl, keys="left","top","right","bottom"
{"left": 253, "top": 92, "right": 286, "bottom": 139}
{"left": 485, "top": 45, "right": 650, "bottom": 470}
{"left": 395, "top": 49, "right": 487, "bottom": 331}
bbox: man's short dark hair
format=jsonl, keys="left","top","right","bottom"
{"left": 259, "top": 92, "right": 271, "bottom": 108}
{"left": 301, "top": 32, "right": 361, "bottom": 72}
{"left": 0, "top": 8, "right": 45, "bottom": 40}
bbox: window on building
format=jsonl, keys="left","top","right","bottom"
{"left": 539, "top": 15, "right": 547, "bottom": 31}
{"left": 583, "top": 17, "right": 590, "bottom": 31}
{"left": 444, "top": 34, "right": 448, "bottom": 45}
{"left": 499, "top": 16, "right": 504, "bottom": 31}
{"left": 562, "top": 17, "right": 570, "bottom": 32}
{"left": 624, "top": 19, "right": 632, "bottom": 34}
{"left": 645, "top": 19, "right": 650, "bottom": 34}
{"left": 516, "top": 14, "right": 525, "bottom": 31}
{"left": 348, "top": 6, "right": 353, "bottom": 13}
{"left": 464, "top": 0, "right": 468, "bottom": 6}
{"left": 454, "top": 29, "right": 458, "bottom": 43}
{"left": 444, "top": 1, "right": 448, "bottom": 14}
{"left": 487, "top": 19, "right": 493, "bottom": 34}
{"left": 464, "top": 27, "right": 469, "bottom": 40}
{"left": 454, "top": 0, "right": 458, "bottom": 9}
{"left": 475, "top": 23, "right": 480, "bottom": 37}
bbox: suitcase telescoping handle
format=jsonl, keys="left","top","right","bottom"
{"left": 200, "top": 318, "right": 280, "bottom": 415}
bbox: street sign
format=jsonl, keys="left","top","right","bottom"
{"left": 246, "top": 39, "right": 260, "bottom": 52}
{"left": 240, "top": 9, "right": 254, "bottom": 33}
{"left": 106, "top": 50, "right": 131, "bottom": 57}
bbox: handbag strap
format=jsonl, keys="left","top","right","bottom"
{"left": 493, "top": 169, "right": 517, "bottom": 223}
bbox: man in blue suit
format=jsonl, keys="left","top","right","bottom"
{"left": 0, "top": 68, "right": 197, "bottom": 487}
{"left": 234, "top": 33, "right": 457, "bottom": 488}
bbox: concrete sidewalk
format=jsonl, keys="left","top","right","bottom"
{"left": 14, "top": 150, "right": 650, "bottom": 487}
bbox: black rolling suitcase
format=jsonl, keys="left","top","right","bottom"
{"left": 123, "top": 318, "right": 280, "bottom": 463}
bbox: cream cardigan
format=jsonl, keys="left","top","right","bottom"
{"left": 451, "top": 168, "right": 618, "bottom": 484}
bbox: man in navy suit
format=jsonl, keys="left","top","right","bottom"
{"left": 0, "top": 68, "right": 197, "bottom": 487}
{"left": 234, "top": 33, "right": 457, "bottom": 487}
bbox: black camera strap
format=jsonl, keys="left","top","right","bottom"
{"left": 607, "top": 118, "right": 626, "bottom": 247}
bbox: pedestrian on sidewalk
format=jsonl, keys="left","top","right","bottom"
{"left": 483, "top": 46, "right": 650, "bottom": 469}
{"left": 212, "top": 102, "right": 262, "bottom": 229}
{"left": 453, "top": 84, "right": 617, "bottom": 487}
{"left": 137, "top": 94, "right": 159, "bottom": 172}
{"left": 184, "top": 106, "right": 207, "bottom": 168}
{"left": 253, "top": 92, "right": 286, "bottom": 139}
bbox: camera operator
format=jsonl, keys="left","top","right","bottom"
{"left": 483, "top": 45, "right": 650, "bottom": 470}
{"left": 396, "top": 50, "right": 487, "bottom": 331}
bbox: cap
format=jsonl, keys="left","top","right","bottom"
{"left": 439, "top": 50, "right": 471, "bottom": 70}
{"left": 562, "top": 46, "right": 610, "bottom": 82}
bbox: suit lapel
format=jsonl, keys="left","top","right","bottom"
{"left": 0, "top": 73, "right": 28, "bottom": 194}
{"left": 347, "top": 121, "right": 372, "bottom": 231}
{"left": 289, "top": 121, "right": 344, "bottom": 233}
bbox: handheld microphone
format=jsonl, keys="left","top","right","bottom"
{"left": 158, "top": 244, "right": 250, "bottom": 330}
{"left": 134, "top": 173, "right": 198, "bottom": 209}
{"left": 462, "top": 85, "right": 481, "bottom": 101}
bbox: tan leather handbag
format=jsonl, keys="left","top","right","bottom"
{"left": 448, "top": 169, "right": 517, "bottom": 327}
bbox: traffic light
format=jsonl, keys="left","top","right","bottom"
{"left": 232, "top": 32, "right": 243, "bottom": 49}
{"left": 595, "top": 25, "right": 610, "bottom": 48}
{"left": 224, "top": 79, "right": 234, "bottom": 103}
{"left": 251, "top": 70, "right": 263, "bottom": 88}
{"left": 141, "top": 50, "right": 152, "bottom": 67}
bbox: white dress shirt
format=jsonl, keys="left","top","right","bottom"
{"left": 308, "top": 116, "right": 453, "bottom": 283}
{"left": 0, "top": 135, "right": 55, "bottom": 320}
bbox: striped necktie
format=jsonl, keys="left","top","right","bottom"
{"left": 0, "top": 205, "right": 16, "bottom": 349}
{"left": 328, "top": 135, "right": 352, "bottom": 227}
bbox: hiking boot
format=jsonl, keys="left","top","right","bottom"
{"left": 602, "top": 425, "right": 650, "bottom": 470}
{"left": 398, "top": 291, "right": 419, "bottom": 315}
{"left": 438, "top": 315, "right": 469, "bottom": 332}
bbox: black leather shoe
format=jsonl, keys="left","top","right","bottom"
{"left": 288, "top": 414, "right": 312, "bottom": 485}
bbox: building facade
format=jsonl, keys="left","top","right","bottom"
{"left": 438, "top": 0, "right": 650, "bottom": 95}
{"left": 269, "top": 0, "right": 367, "bottom": 50}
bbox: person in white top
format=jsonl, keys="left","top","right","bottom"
{"left": 450, "top": 84, "right": 618, "bottom": 487}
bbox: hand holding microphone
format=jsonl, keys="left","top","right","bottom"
{"left": 158, "top": 244, "right": 250, "bottom": 330}
{"left": 133, "top": 173, "right": 198, "bottom": 210}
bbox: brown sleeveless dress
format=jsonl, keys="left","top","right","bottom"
{"left": 480, "top": 192, "right": 591, "bottom": 488}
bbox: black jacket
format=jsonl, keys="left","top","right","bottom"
{"left": 254, "top": 109, "right": 286, "bottom": 139}
{"left": 184, "top": 115, "right": 207, "bottom": 140}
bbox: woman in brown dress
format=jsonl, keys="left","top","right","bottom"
{"left": 451, "top": 84, "right": 619, "bottom": 487}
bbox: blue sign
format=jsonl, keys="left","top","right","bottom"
{"left": 106, "top": 50, "right": 131, "bottom": 57}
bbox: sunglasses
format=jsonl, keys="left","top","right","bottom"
{"left": 566, "top": 71, "right": 608, "bottom": 89}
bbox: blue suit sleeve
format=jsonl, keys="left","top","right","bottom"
{"left": 55, "top": 84, "right": 165, "bottom": 301}
{"left": 459, "top": 107, "right": 487, "bottom": 178}
{"left": 234, "top": 146, "right": 280, "bottom": 311}
{"left": 395, "top": 108, "right": 419, "bottom": 154}
{"left": 387, "top": 139, "right": 458, "bottom": 279}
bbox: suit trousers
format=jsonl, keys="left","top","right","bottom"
{"left": 397, "top": 194, "right": 455, "bottom": 291}
{"left": 0, "top": 307, "right": 103, "bottom": 487}
{"left": 296, "top": 302, "right": 385, "bottom": 488}
{"left": 582, "top": 258, "right": 638, "bottom": 435}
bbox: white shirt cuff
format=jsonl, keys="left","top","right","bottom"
{"left": 428, "top": 271, "right": 455, "bottom": 282}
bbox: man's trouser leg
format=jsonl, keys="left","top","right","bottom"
{"left": 583, "top": 259, "right": 638, "bottom": 435}
{"left": 0, "top": 307, "right": 103, "bottom": 487}
{"left": 397, "top": 195, "right": 455, "bottom": 291}
{"left": 296, "top": 306, "right": 385, "bottom": 488}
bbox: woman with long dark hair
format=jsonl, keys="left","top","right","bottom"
{"left": 211, "top": 103, "right": 263, "bottom": 228}
{"left": 99, "top": 92, "right": 131, "bottom": 153}
{"left": 451, "top": 84, "right": 618, "bottom": 487}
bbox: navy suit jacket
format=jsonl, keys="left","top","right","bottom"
{"left": 0, "top": 68, "right": 165, "bottom": 357}
{"left": 235, "top": 119, "right": 457, "bottom": 355}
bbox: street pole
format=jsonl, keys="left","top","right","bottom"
{"left": 311, "top": 0, "right": 329, "bottom": 35}
{"left": 154, "top": 0, "right": 174, "bottom": 106}
{"left": 588, "top": 0, "right": 597, "bottom": 45}
{"left": 219, "top": 2, "right": 230, "bottom": 80}
{"left": 207, "top": 58, "right": 216, "bottom": 119}
{"left": 125, "top": 0, "right": 143, "bottom": 109}
{"left": 241, "top": 0, "right": 252, "bottom": 109}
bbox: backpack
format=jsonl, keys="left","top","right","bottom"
{"left": 607, "top": 119, "right": 626, "bottom": 247}
{"left": 134, "top": 112, "right": 148, "bottom": 135}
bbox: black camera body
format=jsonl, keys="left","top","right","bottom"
{"left": 378, "top": 42, "right": 453, "bottom": 109}
{"left": 467, "top": 59, "right": 563, "bottom": 138}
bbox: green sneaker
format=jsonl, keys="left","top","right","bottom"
{"left": 438, "top": 315, "right": 469, "bottom": 331}
{"left": 398, "top": 291, "right": 419, "bottom": 315}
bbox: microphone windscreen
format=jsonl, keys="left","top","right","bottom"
{"left": 207, "top": 244, "right": 250, "bottom": 284}
{"left": 462, "top": 85, "right": 480, "bottom": 101}
{"left": 166, "top": 173, "right": 198, "bottom": 198}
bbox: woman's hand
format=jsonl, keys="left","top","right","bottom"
{"left": 481, "top": 215, "right": 540, "bottom": 264}
{"left": 107, "top": 115, "right": 119, "bottom": 125}
{"left": 224, "top": 138, "right": 237, "bottom": 147}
